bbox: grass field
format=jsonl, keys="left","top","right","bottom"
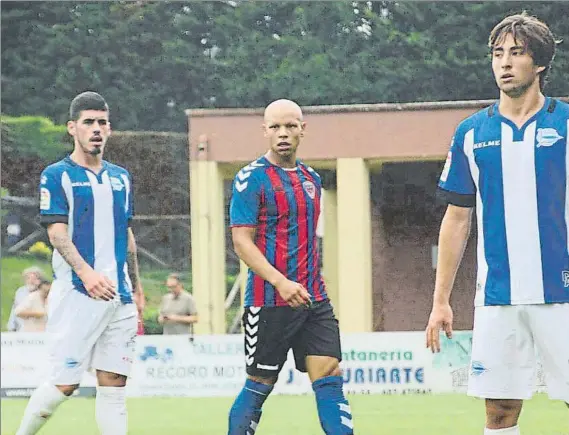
{"left": 1, "top": 394, "right": 567, "bottom": 435}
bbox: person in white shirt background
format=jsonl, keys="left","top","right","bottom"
{"left": 7, "top": 266, "right": 46, "bottom": 332}
{"left": 15, "top": 280, "right": 51, "bottom": 332}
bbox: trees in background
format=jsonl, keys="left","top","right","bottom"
{"left": 2, "top": 1, "right": 568, "bottom": 132}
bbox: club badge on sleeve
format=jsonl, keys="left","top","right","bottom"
{"left": 440, "top": 151, "right": 452, "bottom": 183}
{"left": 40, "top": 187, "right": 51, "bottom": 210}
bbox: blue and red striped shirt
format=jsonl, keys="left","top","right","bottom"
{"left": 229, "top": 156, "right": 328, "bottom": 307}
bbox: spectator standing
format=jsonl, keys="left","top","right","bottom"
{"left": 15, "top": 280, "right": 51, "bottom": 332}
{"left": 7, "top": 266, "right": 45, "bottom": 331}
{"left": 158, "top": 273, "right": 198, "bottom": 335}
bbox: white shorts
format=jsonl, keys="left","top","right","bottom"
{"left": 467, "top": 303, "right": 569, "bottom": 402}
{"left": 46, "top": 281, "right": 138, "bottom": 385}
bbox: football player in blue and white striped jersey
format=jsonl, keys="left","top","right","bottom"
{"left": 17, "top": 91, "right": 145, "bottom": 435}
{"left": 427, "top": 12, "right": 568, "bottom": 435}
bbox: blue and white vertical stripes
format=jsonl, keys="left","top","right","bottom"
{"left": 39, "top": 157, "right": 134, "bottom": 303}
{"left": 439, "top": 98, "right": 569, "bottom": 306}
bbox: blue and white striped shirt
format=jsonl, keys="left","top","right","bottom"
{"left": 438, "top": 97, "right": 569, "bottom": 306}
{"left": 39, "top": 157, "right": 134, "bottom": 303}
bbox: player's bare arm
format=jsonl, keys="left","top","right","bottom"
{"left": 232, "top": 226, "right": 311, "bottom": 308}
{"left": 127, "top": 227, "right": 145, "bottom": 312}
{"left": 426, "top": 204, "right": 473, "bottom": 353}
{"left": 47, "top": 222, "right": 116, "bottom": 301}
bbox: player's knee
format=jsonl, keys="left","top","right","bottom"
{"left": 56, "top": 384, "right": 79, "bottom": 396}
{"left": 329, "top": 365, "right": 342, "bottom": 377}
{"left": 307, "top": 356, "right": 341, "bottom": 382}
{"left": 485, "top": 399, "right": 522, "bottom": 427}
{"left": 247, "top": 374, "right": 277, "bottom": 386}
{"left": 96, "top": 370, "right": 128, "bottom": 387}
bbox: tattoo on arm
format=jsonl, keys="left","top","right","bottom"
{"left": 127, "top": 250, "right": 140, "bottom": 290}
{"left": 127, "top": 229, "right": 141, "bottom": 291}
{"left": 49, "top": 227, "right": 88, "bottom": 275}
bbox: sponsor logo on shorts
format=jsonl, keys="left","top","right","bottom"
{"left": 470, "top": 360, "right": 488, "bottom": 376}
{"left": 64, "top": 358, "right": 79, "bottom": 368}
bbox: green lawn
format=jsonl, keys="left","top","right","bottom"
{"left": 1, "top": 394, "right": 567, "bottom": 435}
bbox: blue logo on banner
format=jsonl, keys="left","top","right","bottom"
{"left": 139, "top": 346, "right": 174, "bottom": 363}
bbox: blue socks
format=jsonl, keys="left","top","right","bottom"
{"left": 312, "top": 376, "right": 354, "bottom": 435}
{"left": 228, "top": 379, "right": 273, "bottom": 435}
{"left": 228, "top": 376, "right": 353, "bottom": 434}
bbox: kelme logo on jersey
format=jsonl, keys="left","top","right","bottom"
{"left": 536, "top": 128, "right": 563, "bottom": 147}
{"left": 110, "top": 176, "right": 124, "bottom": 191}
{"left": 303, "top": 180, "right": 316, "bottom": 199}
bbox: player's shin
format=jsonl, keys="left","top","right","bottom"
{"left": 96, "top": 386, "right": 128, "bottom": 435}
{"left": 312, "top": 376, "right": 354, "bottom": 435}
{"left": 228, "top": 379, "right": 273, "bottom": 435}
{"left": 15, "top": 383, "right": 68, "bottom": 435}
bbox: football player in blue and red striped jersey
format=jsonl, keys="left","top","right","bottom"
{"left": 228, "top": 99, "right": 354, "bottom": 435}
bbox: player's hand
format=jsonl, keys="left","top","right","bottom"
{"left": 425, "top": 302, "right": 453, "bottom": 353}
{"left": 275, "top": 278, "right": 311, "bottom": 308}
{"left": 79, "top": 268, "right": 116, "bottom": 301}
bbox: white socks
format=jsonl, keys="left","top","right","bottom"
{"left": 484, "top": 426, "right": 520, "bottom": 434}
{"left": 16, "top": 383, "right": 68, "bottom": 435}
{"left": 15, "top": 384, "right": 128, "bottom": 435}
{"left": 96, "top": 386, "right": 128, "bottom": 435}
